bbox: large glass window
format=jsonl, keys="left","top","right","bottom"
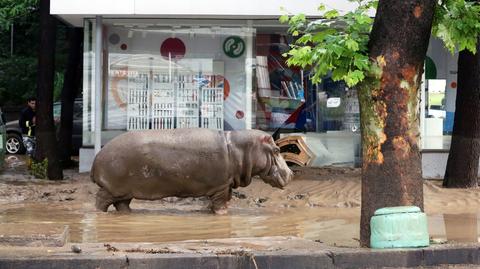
{"left": 83, "top": 19, "right": 256, "bottom": 146}
{"left": 104, "top": 22, "right": 255, "bottom": 139}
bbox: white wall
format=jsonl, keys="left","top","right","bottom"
{"left": 51, "top": 0, "right": 360, "bottom": 26}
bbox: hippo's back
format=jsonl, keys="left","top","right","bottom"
{"left": 92, "top": 128, "right": 230, "bottom": 199}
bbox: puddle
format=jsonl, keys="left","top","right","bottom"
{"left": 4, "top": 155, "right": 26, "bottom": 169}
{"left": 0, "top": 202, "right": 360, "bottom": 246}
{"left": 429, "top": 213, "right": 480, "bottom": 243}
{"left": 3, "top": 203, "right": 479, "bottom": 246}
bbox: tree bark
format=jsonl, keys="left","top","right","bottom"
{"left": 443, "top": 38, "right": 480, "bottom": 188}
{"left": 35, "top": 0, "right": 63, "bottom": 180}
{"left": 359, "top": 0, "right": 436, "bottom": 247}
{"left": 58, "top": 27, "right": 83, "bottom": 165}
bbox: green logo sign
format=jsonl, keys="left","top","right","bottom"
{"left": 223, "top": 36, "right": 245, "bottom": 58}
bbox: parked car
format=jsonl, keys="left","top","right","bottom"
{"left": 427, "top": 104, "right": 446, "bottom": 119}
{"left": 5, "top": 99, "right": 83, "bottom": 155}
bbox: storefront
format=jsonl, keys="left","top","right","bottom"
{"left": 51, "top": 0, "right": 460, "bottom": 176}
{"left": 78, "top": 18, "right": 364, "bottom": 171}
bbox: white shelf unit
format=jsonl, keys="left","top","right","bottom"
{"left": 151, "top": 74, "right": 175, "bottom": 129}
{"left": 176, "top": 75, "right": 199, "bottom": 128}
{"left": 200, "top": 87, "right": 223, "bottom": 130}
{"left": 127, "top": 73, "right": 150, "bottom": 131}
{"left": 126, "top": 72, "right": 225, "bottom": 131}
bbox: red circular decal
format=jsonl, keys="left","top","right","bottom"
{"left": 450, "top": 81, "right": 457, "bottom": 89}
{"left": 120, "top": 44, "right": 128, "bottom": 50}
{"left": 213, "top": 75, "right": 230, "bottom": 100}
{"left": 235, "top": 110, "right": 245, "bottom": 119}
{"left": 160, "top": 38, "right": 186, "bottom": 60}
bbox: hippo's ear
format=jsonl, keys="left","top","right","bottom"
{"left": 260, "top": 135, "right": 274, "bottom": 144}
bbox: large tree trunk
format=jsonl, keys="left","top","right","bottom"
{"left": 58, "top": 27, "right": 83, "bottom": 166}
{"left": 359, "top": 0, "right": 436, "bottom": 247}
{"left": 443, "top": 39, "right": 480, "bottom": 188}
{"left": 35, "top": 0, "right": 63, "bottom": 180}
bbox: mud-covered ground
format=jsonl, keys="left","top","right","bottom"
{"left": 2, "top": 157, "right": 479, "bottom": 215}
{"left": 0, "top": 156, "right": 362, "bottom": 211}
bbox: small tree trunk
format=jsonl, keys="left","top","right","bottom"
{"left": 359, "top": 0, "right": 436, "bottom": 247}
{"left": 58, "top": 27, "right": 83, "bottom": 165}
{"left": 35, "top": 0, "right": 63, "bottom": 180}
{"left": 443, "top": 38, "right": 480, "bottom": 188}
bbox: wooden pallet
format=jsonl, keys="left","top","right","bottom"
{"left": 275, "top": 135, "right": 315, "bottom": 166}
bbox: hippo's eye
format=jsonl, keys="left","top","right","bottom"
{"left": 273, "top": 147, "right": 280, "bottom": 154}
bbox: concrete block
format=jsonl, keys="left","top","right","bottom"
{"left": 333, "top": 249, "right": 424, "bottom": 269}
{"left": 0, "top": 257, "right": 127, "bottom": 269}
{"left": 254, "top": 253, "right": 335, "bottom": 269}
{"left": 423, "top": 246, "right": 480, "bottom": 266}
{"left": 127, "top": 254, "right": 232, "bottom": 269}
{"left": 79, "top": 147, "right": 94, "bottom": 173}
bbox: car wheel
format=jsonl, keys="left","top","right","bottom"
{"left": 6, "top": 133, "right": 25, "bottom": 154}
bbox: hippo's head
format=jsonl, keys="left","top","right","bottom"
{"left": 256, "top": 135, "right": 293, "bottom": 189}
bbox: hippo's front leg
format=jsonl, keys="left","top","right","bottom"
{"left": 209, "top": 187, "right": 231, "bottom": 215}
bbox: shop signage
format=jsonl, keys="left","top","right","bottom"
{"left": 326, "top": 97, "right": 341, "bottom": 108}
{"left": 223, "top": 36, "right": 245, "bottom": 58}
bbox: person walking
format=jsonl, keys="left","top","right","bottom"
{"left": 19, "top": 97, "right": 36, "bottom": 137}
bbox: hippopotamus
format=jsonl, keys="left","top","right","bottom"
{"left": 91, "top": 128, "right": 293, "bottom": 214}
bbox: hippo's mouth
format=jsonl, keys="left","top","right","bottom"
{"left": 263, "top": 165, "right": 287, "bottom": 189}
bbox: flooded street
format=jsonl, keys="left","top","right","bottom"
{"left": 0, "top": 202, "right": 359, "bottom": 246}
{"left": 2, "top": 156, "right": 480, "bottom": 247}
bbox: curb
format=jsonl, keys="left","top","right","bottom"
{"left": 1, "top": 244, "right": 480, "bottom": 269}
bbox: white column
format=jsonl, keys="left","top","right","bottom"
{"left": 245, "top": 20, "right": 254, "bottom": 129}
{"left": 444, "top": 52, "right": 458, "bottom": 134}
{"left": 94, "top": 16, "right": 103, "bottom": 155}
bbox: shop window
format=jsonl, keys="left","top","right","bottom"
{"left": 254, "top": 34, "right": 360, "bottom": 135}
{"left": 253, "top": 33, "right": 360, "bottom": 167}
{"left": 88, "top": 21, "right": 256, "bottom": 145}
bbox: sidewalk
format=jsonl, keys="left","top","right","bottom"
{"left": 0, "top": 237, "right": 480, "bottom": 269}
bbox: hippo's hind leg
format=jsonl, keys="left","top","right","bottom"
{"left": 113, "top": 199, "right": 132, "bottom": 212}
{"left": 209, "top": 187, "right": 231, "bottom": 215}
{"left": 95, "top": 188, "right": 115, "bottom": 212}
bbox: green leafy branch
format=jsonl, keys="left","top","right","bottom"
{"left": 0, "top": 0, "right": 38, "bottom": 30}
{"left": 433, "top": 0, "right": 480, "bottom": 54}
{"left": 280, "top": 0, "right": 377, "bottom": 87}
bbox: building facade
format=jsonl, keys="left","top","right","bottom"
{"left": 51, "top": 0, "right": 460, "bottom": 176}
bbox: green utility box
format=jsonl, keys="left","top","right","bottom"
{"left": 0, "top": 109, "right": 5, "bottom": 170}
{"left": 370, "top": 206, "right": 429, "bottom": 249}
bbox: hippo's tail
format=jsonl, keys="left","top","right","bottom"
{"left": 90, "top": 162, "right": 96, "bottom": 183}
{"left": 90, "top": 156, "right": 98, "bottom": 184}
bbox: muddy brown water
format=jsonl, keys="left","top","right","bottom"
{"left": 3, "top": 203, "right": 479, "bottom": 246}
{"left": 1, "top": 160, "right": 480, "bottom": 247}
{"left": 0, "top": 203, "right": 360, "bottom": 246}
